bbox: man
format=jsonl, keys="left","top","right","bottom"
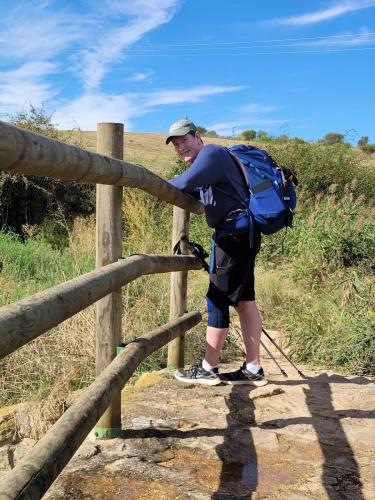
{"left": 167, "top": 118, "right": 267, "bottom": 387}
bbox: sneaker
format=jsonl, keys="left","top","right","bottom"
{"left": 174, "top": 363, "right": 221, "bottom": 386}
{"left": 220, "top": 363, "right": 268, "bottom": 386}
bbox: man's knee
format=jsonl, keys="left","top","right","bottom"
{"left": 234, "top": 300, "right": 257, "bottom": 315}
{"left": 207, "top": 297, "right": 230, "bottom": 328}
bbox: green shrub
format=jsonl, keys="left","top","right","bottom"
{"left": 262, "top": 141, "right": 375, "bottom": 201}
{"left": 1, "top": 105, "right": 95, "bottom": 235}
{"left": 260, "top": 194, "right": 375, "bottom": 283}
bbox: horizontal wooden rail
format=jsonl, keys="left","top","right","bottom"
{"left": 0, "top": 254, "right": 202, "bottom": 360}
{"left": 0, "top": 311, "right": 201, "bottom": 500}
{"left": 0, "top": 121, "right": 203, "bottom": 215}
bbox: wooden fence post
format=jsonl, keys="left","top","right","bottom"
{"left": 168, "top": 206, "right": 190, "bottom": 368}
{"left": 95, "top": 122, "right": 124, "bottom": 438}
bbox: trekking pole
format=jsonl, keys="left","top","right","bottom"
{"left": 262, "top": 328, "right": 306, "bottom": 378}
{"left": 260, "top": 339, "right": 288, "bottom": 377}
{"left": 231, "top": 324, "right": 287, "bottom": 377}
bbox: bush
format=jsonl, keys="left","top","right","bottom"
{"left": 241, "top": 130, "right": 256, "bottom": 141}
{"left": 262, "top": 141, "right": 375, "bottom": 201}
{"left": 259, "top": 194, "right": 375, "bottom": 281}
{"left": 323, "top": 132, "right": 344, "bottom": 144}
{"left": 1, "top": 105, "right": 95, "bottom": 235}
{"left": 360, "top": 144, "right": 375, "bottom": 154}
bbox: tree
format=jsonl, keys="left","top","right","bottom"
{"left": 323, "top": 132, "right": 344, "bottom": 144}
{"left": 1, "top": 105, "right": 95, "bottom": 239}
{"left": 257, "top": 130, "right": 268, "bottom": 140}
{"left": 357, "top": 136, "right": 369, "bottom": 148}
{"left": 206, "top": 130, "right": 218, "bottom": 138}
{"left": 278, "top": 134, "right": 289, "bottom": 142}
{"left": 196, "top": 126, "right": 207, "bottom": 136}
{"left": 241, "top": 130, "right": 256, "bottom": 141}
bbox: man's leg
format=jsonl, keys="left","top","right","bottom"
{"left": 204, "top": 326, "right": 229, "bottom": 366}
{"left": 173, "top": 297, "right": 228, "bottom": 385}
{"left": 220, "top": 299, "right": 267, "bottom": 385}
{"left": 234, "top": 300, "right": 261, "bottom": 365}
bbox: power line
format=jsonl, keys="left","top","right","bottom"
{"left": 125, "top": 46, "right": 375, "bottom": 56}
{"left": 44, "top": 31, "right": 375, "bottom": 54}
{"left": 131, "top": 31, "right": 375, "bottom": 48}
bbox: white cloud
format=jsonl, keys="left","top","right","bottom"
{"left": 0, "top": 62, "right": 58, "bottom": 114}
{"left": 79, "top": 0, "right": 181, "bottom": 90}
{"left": 139, "top": 85, "right": 244, "bottom": 107}
{"left": 300, "top": 29, "right": 375, "bottom": 48}
{"left": 205, "top": 101, "right": 286, "bottom": 136}
{"left": 240, "top": 103, "right": 277, "bottom": 114}
{"left": 53, "top": 85, "right": 244, "bottom": 130}
{"left": 126, "top": 71, "right": 154, "bottom": 82}
{"left": 53, "top": 93, "right": 137, "bottom": 130}
{"left": 207, "top": 119, "right": 288, "bottom": 137}
{"left": 0, "top": 2, "right": 82, "bottom": 61}
{"left": 270, "top": 1, "right": 375, "bottom": 26}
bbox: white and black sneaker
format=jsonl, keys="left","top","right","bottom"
{"left": 174, "top": 363, "right": 221, "bottom": 386}
{"left": 220, "top": 363, "right": 268, "bottom": 386}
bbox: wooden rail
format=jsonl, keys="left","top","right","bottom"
{"left": 0, "top": 312, "right": 201, "bottom": 500}
{"left": 0, "top": 120, "right": 203, "bottom": 215}
{"left": 0, "top": 254, "right": 201, "bottom": 360}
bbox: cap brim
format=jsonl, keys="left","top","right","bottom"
{"left": 165, "top": 128, "right": 193, "bottom": 145}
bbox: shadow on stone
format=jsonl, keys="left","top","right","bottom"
{"left": 261, "top": 373, "right": 369, "bottom": 499}
{"left": 212, "top": 385, "right": 257, "bottom": 499}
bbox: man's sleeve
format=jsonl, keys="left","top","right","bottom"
{"left": 168, "top": 146, "right": 225, "bottom": 192}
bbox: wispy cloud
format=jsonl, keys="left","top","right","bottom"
{"left": 240, "top": 103, "right": 277, "bottom": 114}
{"left": 54, "top": 85, "right": 244, "bottom": 130}
{"left": 206, "top": 101, "right": 289, "bottom": 136}
{"left": 0, "top": 2, "right": 82, "bottom": 61}
{"left": 269, "top": 1, "right": 375, "bottom": 26}
{"left": 300, "top": 29, "right": 375, "bottom": 48}
{"left": 126, "top": 71, "right": 155, "bottom": 82}
{"left": 0, "top": 62, "right": 58, "bottom": 115}
{"left": 78, "top": 0, "right": 181, "bottom": 90}
{"left": 53, "top": 93, "right": 137, "bottom": 131}
{"left": 138, "top": 86, "right": 244, "bottom": 107}
{"left": 207, "top": 119, "right": 288, "bottom": 137}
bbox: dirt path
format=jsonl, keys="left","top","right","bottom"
{"left": 38, "top": 333, "right": 374, "bottom": 500}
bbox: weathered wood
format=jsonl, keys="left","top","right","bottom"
{"left": 0, "top": 255, "right": 201, "bottom": 360}
{"left": 0, "top": 312, "right": 202, "bottom": 500}
{"left": 0, "top": 120, "right": 203, "bottom": 214}
{"left": 95, "top": 123, "right": 124, "bottom": 433}
{"left": 168, "top": 206, "right": 190, "bottom": 368}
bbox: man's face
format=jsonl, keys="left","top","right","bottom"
{"left": 171, "top": 133, "right": 203, "bottom": 164}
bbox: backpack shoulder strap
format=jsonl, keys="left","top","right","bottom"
{"left": 226, "top": 149, "right": 250, "bottom": 190}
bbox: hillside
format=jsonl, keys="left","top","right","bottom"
{"left": 72, "top": 130, "right": 375, "bottom": 178}
{"left": 72, "top": 131, "right": 241, "bottom": 177}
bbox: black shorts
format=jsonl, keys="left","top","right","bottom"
{"left": 206, "top": 231, "right": 261, "bottom": 328}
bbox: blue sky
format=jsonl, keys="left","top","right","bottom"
{"left": 0, "top": 0, "right": 374, "bottom": 142}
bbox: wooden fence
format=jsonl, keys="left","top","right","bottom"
{"left": 0, "top": 121, "right": 204, "bottom": 499}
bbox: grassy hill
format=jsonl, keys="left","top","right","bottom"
{"left": 74, "top": 130, "right": 245, "bottom": 176}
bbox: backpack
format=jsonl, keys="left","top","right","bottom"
{"left": 222, "top": 144, "right": 297, "bottom": 246}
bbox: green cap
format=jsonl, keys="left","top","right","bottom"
{"left": 166, "top": 118, "right": 197, "bottom": 144}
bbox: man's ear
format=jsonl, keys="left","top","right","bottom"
{"left": 195, "top": 132, "right": 203, "bottom": 144}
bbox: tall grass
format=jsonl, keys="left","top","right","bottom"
{"left": 257, "top": 194, "right": 374, "bottom": 375}
{"left": 0, "top": 219, "right": 97, "bottom": 420}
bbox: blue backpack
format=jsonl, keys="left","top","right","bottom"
{"left": 222, "top": 144, "right": 297, "bottom": 246}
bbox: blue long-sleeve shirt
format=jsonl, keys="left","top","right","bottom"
{"left": 169, "top": 144, "right": 248, "bottom": 228}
